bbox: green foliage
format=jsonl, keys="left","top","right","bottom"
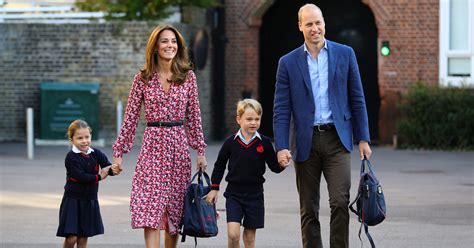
{"left": 397, "top": 82, "right": 474, "bottom": 150}
{"left": 75, "top": 0, "right": 217, "bottom": 20}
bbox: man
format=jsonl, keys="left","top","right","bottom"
{"left": 273, "top": 4, "right": 372, "bottom": 248}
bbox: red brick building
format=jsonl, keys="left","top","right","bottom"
{"left": 219, "top": 0, "right": 443, "bottom": 144}
{"left": 1, "top": 0, "right": 470, "bottom": 144}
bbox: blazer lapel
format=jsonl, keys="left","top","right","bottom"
{"left": 327, "top": 40, "right": 338, "bottom": 90}
{"left": 295, "top": 46, "right": 314, "bottom": 96}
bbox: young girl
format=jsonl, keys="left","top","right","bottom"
{"left": 56, "top": 120, "right": 113, "bottom": 248}
{"left": 206, "top": 99, "right": 288, "bottom": 248}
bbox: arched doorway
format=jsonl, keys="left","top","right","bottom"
{"left": 259, "top": 0, "right": 380, "bottom": 141}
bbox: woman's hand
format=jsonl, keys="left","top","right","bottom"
{"left": 196, "top": 155, "right": 207, "bottom": 171}
{"left": 112, "top": 157, "right": 123, "bottom": 175}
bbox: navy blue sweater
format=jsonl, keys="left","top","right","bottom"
{"left": 63, "top": 148, "right": 111, "bottom": 200}
{"left": 210, "top": 134, "right": 284, "bottom": 193}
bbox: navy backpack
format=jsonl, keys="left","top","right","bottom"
{"left": 180, "top": 169, "right": 218, "bottom": 247}
{"left": 349, "top": 158, "right": 386, "bottom": 248}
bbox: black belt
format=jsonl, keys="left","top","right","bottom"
{"left": 314, "top": 124, "right": 335, "bottom": 132}
{"left": 147, "top": 120, "right": 184, "bottom": 127}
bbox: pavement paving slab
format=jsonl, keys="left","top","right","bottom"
{"left": 1, "top": 142, "right": 473, "bottom": 247}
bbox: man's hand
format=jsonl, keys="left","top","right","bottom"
{"left": 359, "top": 141, "right": 372, "bottom": 160}
{"left": 277, "top": 149, "right": 292, "bottom": 167}
{"left": 112, "top": 157, "right": 123, "bottom": 175}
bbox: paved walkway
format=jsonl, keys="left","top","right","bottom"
{"left": 1, "top": 142, "right": 473, "bottom": 247}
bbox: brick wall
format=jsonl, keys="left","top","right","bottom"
{"left": 1, "top": 0, "right": 440, "bottom": 145}
{"left": 364, "top": 0, "right": 439, "bottom": 143}
{"left": 0, "top": 22, "right": 213, "bottom": 144}
{"left": 223, "top": 0, "right": 268, "bottom": 135}
{"left": 225, "top": 0, "right": 439, "bottom": 144}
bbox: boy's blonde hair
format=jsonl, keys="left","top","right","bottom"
{"left": 236, "top": 98, "right": 262, "bottom": 117}
{"left": 67, "top": 119, "right": 91, "bottom": 140}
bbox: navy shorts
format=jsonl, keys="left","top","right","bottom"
{"left": 224, "top": 191, "right": 264, "bottom": 229}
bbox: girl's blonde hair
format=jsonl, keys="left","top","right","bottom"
{"left": 140, "top": 25, "right": 192, "bottom": 84}
{"left": 236, "top": 98, "right": 262, "bottom": 117}
{"left": 67, "top": 119, "right": 91, "bottom": 140}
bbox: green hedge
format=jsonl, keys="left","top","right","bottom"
{"left": 397, "top": 82, "right": 474, "bottom": 150}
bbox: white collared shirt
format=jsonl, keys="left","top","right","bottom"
{"left": 72, "top": 145, "right": 94, "bottom": 155}
{"left": 234, "top": 130, "right": 262, "bottom": 145}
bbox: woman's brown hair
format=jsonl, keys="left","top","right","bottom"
{"left": 140, "top": 25, "right": 193, "bottom": 84}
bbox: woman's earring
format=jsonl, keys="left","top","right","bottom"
{"left": 153, "top": 51, "right": 158, "bottom": 64}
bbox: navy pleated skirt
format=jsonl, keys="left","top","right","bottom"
{"left": 56, "top": 196, "right": 104, "bottom": 237}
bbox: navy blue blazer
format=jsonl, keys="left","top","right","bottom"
{"left": 273, "top": 40, "right": 370, "bottom": 162}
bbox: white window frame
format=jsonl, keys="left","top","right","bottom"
{"left": 440, "top": 0, "right": 474, "bottom": 87}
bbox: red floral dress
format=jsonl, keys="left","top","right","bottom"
{"left": 112, "top": 70, "right": 207, "bottom": 234}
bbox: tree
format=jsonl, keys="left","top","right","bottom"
{"left": 75, "top": 0, "right": 216, "bottom": 20}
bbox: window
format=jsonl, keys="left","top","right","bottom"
{"left": 440, "top": 0, "right": 474, "bottom": 86}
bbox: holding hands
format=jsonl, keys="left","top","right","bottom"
{"left": 100, "top": 163, "right": 122, "bottom": 180}
{"left": 277, "top": 149, "right": 292, "bottom": 167}
{"left": 111, "top": 157, "right": 123, "bottom": 175}
{"left": 100, "top": 166, "right": 111, "bottom": 180}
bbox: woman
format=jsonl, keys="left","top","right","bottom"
{"left": 112, "top": 25, "right": 208, "bottom": 248}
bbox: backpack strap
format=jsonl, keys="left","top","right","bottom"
{"left": 179, "top": 234, "right": 198, "bottom": 248}
{"left": 349, "top": 193, "right": 360, "bottom": 216}
{"left": 364, "top": 223, "right": 376, "bottom": 248}
{"left": 356, "top": 197, "right": 376, "bottom": 248}
{"left": 190, "top": 169, "right": 212, "bottom": 187}
{"left": 349, "top": 175, "right": 364, "bottom": 216}
{"left": 358, "top": 222, "right": 375, "bottom": 248}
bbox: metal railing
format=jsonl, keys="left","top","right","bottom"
{"left": 0, "top": 3, "right": 106, "bottom": 23}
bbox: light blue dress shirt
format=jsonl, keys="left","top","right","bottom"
{"left": 304, "top": 41, "right": 333, "bottom": 125}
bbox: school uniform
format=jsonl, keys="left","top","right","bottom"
{"left": 210, "top": 131, "right": 285, "bottom": 229}
{"left": 56, "top": 146, "right": 111, "bottom": 237}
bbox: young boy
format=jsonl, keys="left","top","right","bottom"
{"left": 206, "top": 99, "right": 288, "bottom": 248}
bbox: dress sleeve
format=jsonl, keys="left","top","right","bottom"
{"left": 112, "top": 73, "right": 144, "bottom": 158}
{"left": 185, "top": 70, "right": 207, "bottom": 156}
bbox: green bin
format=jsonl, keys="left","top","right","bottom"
{"left": 40, "top": 82, "right": 100, "bottom": 140}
